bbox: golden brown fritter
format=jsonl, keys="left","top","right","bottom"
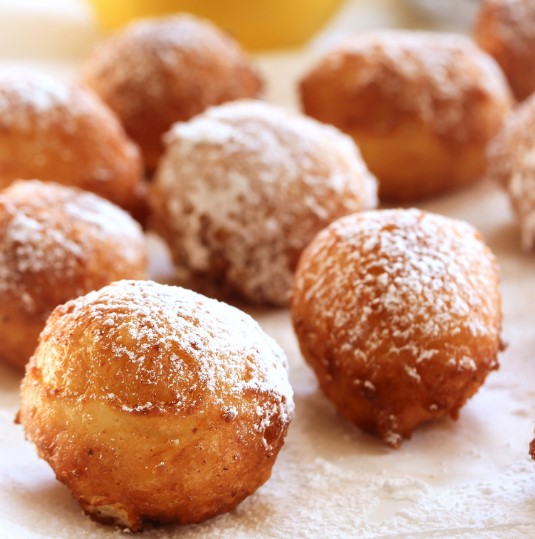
{"left": 300, "top": 31, "right": 512, "bottom": 201}
{"left": 0, "top": 71, "right": 146, "bottom": 221}
{"left": 474, "top": 0, "right": 535, "bottom": 101}
{"left": 81, "top": 15, "right": 264, "bottom": 172}
{"left": 292, "top": 209, "right": 502, "bottom": 448}
{"left": 18, "top": 280, "right": 294, "bottom": 531}
{"left": 0, "top": 181, "right": 147, "bottom": 370}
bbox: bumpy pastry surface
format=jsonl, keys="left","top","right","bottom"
{"left": 300, "top": 31, "right": 512, "bottom": 201}
{"left": 474, "top": 0, "right": 535, "bottom": 101}
{"left": 292, "top": 209, "right": 502, "bottom": 448}
{"left": 489, "top": 94, "right": 535, "bottom": 251}
{"left": 81, "top": 15, "right": 264, "bottom": 172}
{"left": 0, "top": 181, "right": 147, "bottom": 370}
{"left": 150, "top": 99, "right": 377, "bottom": 306}
{"left": 18, "top": 280, "right": 294, "bottom": 532}
{"left": 0, "top": 71, "right": 146, "bottom": 220}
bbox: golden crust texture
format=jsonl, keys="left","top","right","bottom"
{"left": 150, "top": 99, "right": 377, "bottom": 306}
{"left": 474, "top": 0, "right": 535, "bottom": 102}
{"left": 488, "top": 94, "right": 535, "bottom": 251}
{"left": 18, "top": 280, "right": 294, "bottom": 531}
{"left": 0, "top": 181, "right": 147, "bottom": 370}
{"left": 0, "top": 71, "right": 147, "bottom": 221}
{"left": 299, "top": 31, "right": 512, "bottom": 202}
{"left": 291, "top": 209, "right": 502, "bottom": 448}
{"left": 81, "top": 15, "right": 264, "bottom": 172}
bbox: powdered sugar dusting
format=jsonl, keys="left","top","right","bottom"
{"left": 0, "top": 204, "right": 83, "bottom": 303}
{"left": 82, "top": 15, "right": 260, "bottom": 121}
{"left": 489, "top": 94, "right": 535, "bottom": 250}
{"left": 481, "top": 0, "right": 535, "bottom": 53}
{"left": 309, "top": 30, "right": 511, "bottom": 141}
{"left": 0, "top": 69, "right": 144, "bottom": 209}
{"left": 0, "top": 70, "right": 89, "bottom": 131}
{"left": 83, "top": 16, "right": 217, "bottom": 110}
{"left": 39, "top": 280, "right": 294, "bottom": 440}
{"left": 152, "top": 99, "right": 377, "bottom": 305}
{"left": 510, "top": 149, "right": 535, "bottom": 250}
{"left": 0, "top": 181, "right": 145, "bottom": 308}
{"left": 297, "top": 209, "right": 500, "bottom": 362}
{"left": 293, "top": 209, "right": 501, "bottom": 443}
{"left": 474, "top": 0, "right": 535, "bottom": 100}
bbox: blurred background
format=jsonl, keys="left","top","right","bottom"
{"left": 0, "top": 0, "right": 482, "bottom": 107}
{"left": 0, "top": 0, "right": 480, "bottom": 60}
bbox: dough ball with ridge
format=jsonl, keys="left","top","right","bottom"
{"left": 18, "top": 280, "right": 294, "bottom": 531}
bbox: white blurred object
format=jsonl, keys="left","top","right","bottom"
{"left": 405, "top": 0, "right": 481, "bottom": 30}
{"left": 0, "top": 0, "right": 97, "bottom": 59}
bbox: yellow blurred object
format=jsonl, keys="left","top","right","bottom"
{"left": 87, "top": 0, "right": 344, "bottom": 50}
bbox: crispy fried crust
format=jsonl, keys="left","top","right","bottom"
{"left": 300, "top": 31, "right": 512, "bottom": 201}
{"left": 0, "top": 72, "right": 147, "bottom": 221}
{"left": 474, "top": 0, "right": 535, "bottom": 102}
{"left": 0, "top": 181, "right": 147, "bottom": 370}
{"left": 18, "top": 280, "right": 294, "bottom": 531}
{"left": 291, "top": 209, "right": 502, "bottom": 448}
{"left": 81, "top": 15, "right": 264, "bottom": 173}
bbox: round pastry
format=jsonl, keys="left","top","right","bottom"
{"left": 150, "top": 99, "right": 377, "bottom": 306}
{"left": 0, "top": 180, "right": 147, "bottom": 370}
{"left": 0, "top": 71, "right": 146, "bottom": 221}
{"left": 474, "top": 0, "right": 535, "bottom": 102}
{"left": 81, "top": 15, "right": 264, "bottom": 172}
{"left": 17, "top": 279, "right": 294, "bottom": 531}
{"left": 299, "top": 31, "right": 512, "bottom": 202}
{"left": 488, "top": 94, "right": 535, "bottom": 251}
{"left": 291, "top": 209, "right": 502, "bottom": 448}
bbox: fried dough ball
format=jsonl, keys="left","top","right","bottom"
{"left": 81, "top": 15, "right": 264, "bottom": 172}
{"left": 299, "top": 31, "right": 512, "bottom": 202}
{"left": 0, "top": 181, "right": 147, "bottom": 370}
{"left": 474, "top": 0, "right": 535, "bottom": 102}
{"left": 0, "top": 71, "right": 146, "bottom": 221}
{"left": 18, "top": 280, "right": 294, "bottom": 532}
{"left": 150, "top": 100, "right": 377, "bottom": 306}
{"left": 292, "top": 209, "right": 502, "bottom": 448}
{"left": 488, "top": 94, "right": 535, "bottom": 251}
